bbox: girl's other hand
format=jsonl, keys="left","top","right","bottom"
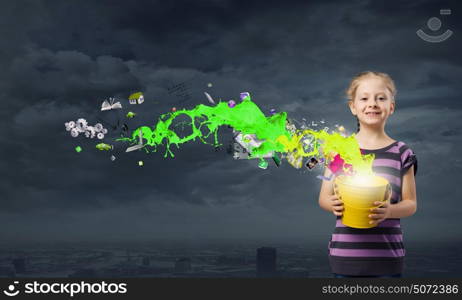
{"left": 328, "top": 194, "right": 344, "bottom": 216}
{"left": 369, "top": 201, "right": 391, "bottom": 225}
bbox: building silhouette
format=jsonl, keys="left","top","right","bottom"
{"left": 142, "top": 256, "right": 150, "bottom": 266}
{"left": 174, "top": 258, "right": 192, "bottom": 273}
{"left": 12, "top": 258, "right": 26, "bottom": 274}
{"left": 256, "top": 247, "right": 277, "bottom": 278}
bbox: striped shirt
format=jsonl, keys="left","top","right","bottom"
{"left": 328, "top": 141, "right": 418, "bottom": 276}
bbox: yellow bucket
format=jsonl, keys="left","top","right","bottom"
{"left": 333, "top": 175, "right": 391, "bottom": 229}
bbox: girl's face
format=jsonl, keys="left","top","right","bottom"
{"left": 348, "top": 76, "right": 395, "bottom": 128}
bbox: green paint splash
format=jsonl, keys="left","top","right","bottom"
{"left": 117, "top": 94, "right": 374, "bottom": 175}
{"left": 117, "top": 95, "right": 290, "bottom": 158}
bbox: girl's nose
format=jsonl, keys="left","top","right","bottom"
{"left": 367, "top": 99, "right": 378, "bottom": 106}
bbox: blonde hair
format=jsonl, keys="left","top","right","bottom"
{"left": 346, "top": 71, "right": 397, "bottom": 102}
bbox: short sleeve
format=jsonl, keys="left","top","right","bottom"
{"left": 401, "top": 145, "right": 418, "bottom": 176}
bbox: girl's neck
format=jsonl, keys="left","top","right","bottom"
{"left": 355, "top": 126, "right": 395, "bottom": 148}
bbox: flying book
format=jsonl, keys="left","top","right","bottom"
{"left": 101, "top": 97, "right": 122, "bottom": 111}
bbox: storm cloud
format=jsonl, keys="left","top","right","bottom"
{"left": 0, "top": 0, "right": 461, "bottom": 245}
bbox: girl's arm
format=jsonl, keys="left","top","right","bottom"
{"left": 318, "top": 168, "right": 333, "bottom": 211}
{"left": 318, "top": 168, "right": 343, "bottom": 215}
{"left": 389, "top": 165, "right": 417, "bottom": 218}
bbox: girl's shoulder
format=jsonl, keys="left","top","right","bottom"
{"left": 396, "top": 141, "right": 418, "bottom": 175}
{"left": 394, "top": 140, "right": 416, "bottom": 154}
{"left": 375, "top": 140, "right": 418, "bottom": 176}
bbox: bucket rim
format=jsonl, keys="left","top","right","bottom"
{"left": 334, "top": 174, "right": 389, "bottom": 188}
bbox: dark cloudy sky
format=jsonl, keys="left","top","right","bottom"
{"left": 1, "top": 0, "right": 461, "bottom": 245}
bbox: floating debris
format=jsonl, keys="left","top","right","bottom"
{"left": 95, "top": 143, "right": 113, "bottom": 151}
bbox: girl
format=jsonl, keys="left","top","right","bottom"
{"left": 318, "top": 71, "right": 418, "bottom": 278}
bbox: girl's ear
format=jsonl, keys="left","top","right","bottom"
{"left": 348, "top": 100, "right": 356, "bottom": 115}
{"left": 390, "top": 100, "right": 396, "bottom": 115}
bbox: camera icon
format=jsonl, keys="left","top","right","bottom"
{"left": 417, "top": 9, "right": 453, "bottom": 43}
{"left": 3, "top": 281, "right": 20, "bottom": 297}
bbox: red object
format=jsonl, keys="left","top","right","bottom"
{"left": 328, "top": 154, "right": 353, "bottom": 175}
{"left": 172, "top": 107, "right": 177, "bottom": 112}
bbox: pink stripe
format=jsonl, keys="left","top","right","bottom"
{"left": 373, "top": 158, "right": 401, "bottom": 169}
{"left": 331, "top": 234, "right": 403, "bottom": 243}
{"left": 401, "top": 148, "right": 412, "bottom": 162}
{"left": 336, "top": 219, "right": 401, "bottom": 227}
{"left": 329, "top": 248, "right": 405, "bottom": 257}
{"left": 387, "top": 145, "right": 401, "bottom": 154}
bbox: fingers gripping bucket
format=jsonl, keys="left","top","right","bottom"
{"left": 333, "top": 175, "right": 392, "bottom": 229}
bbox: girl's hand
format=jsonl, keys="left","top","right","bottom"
{"left": 369, "top": 201, "right": 391, "bottom": 225}
{"left": 328, "top": 194, "right": 344, "bottom": 216}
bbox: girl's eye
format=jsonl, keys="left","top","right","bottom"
{"left": 378, "top": 97, "right": 386, "bottom": 101}
{"left": 360, "top": 97, "right": 368, "bottom": 101}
